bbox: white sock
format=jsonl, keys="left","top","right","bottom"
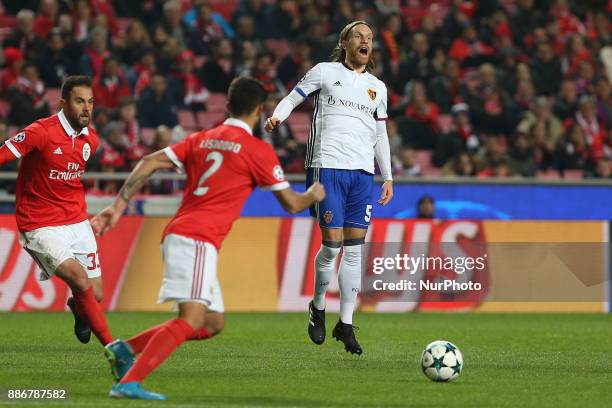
{"left": 338, "top": 244, "right": 362, "bottom": 325}
{"left": 313, "top": 244, "right": 340, "bottom": 310}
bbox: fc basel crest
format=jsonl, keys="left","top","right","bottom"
{"left": 367, "top": 88, "right": 376, "bottom": 101}
{"left": 323, "top": 210, "right": 333, "bottom": 224}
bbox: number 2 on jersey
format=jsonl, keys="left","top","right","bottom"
{"left": 194, "top": 151, "right": 224, "bottom": 196}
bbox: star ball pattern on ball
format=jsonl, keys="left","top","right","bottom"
{"left": 421, "top": 340, "right": 463, "bottom": 382}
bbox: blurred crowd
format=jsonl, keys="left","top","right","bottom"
{"left": 0, "top": 0, "right": 610, "bottom": 196}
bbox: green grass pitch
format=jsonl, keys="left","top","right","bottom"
{"left": 0, "top": 312, "right": 610, "bottom": 407}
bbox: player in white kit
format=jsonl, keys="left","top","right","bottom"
{"left": 266, "top": 21, "right": 394, "bottom": 355}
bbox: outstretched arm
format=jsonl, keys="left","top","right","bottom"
{"left": 265, "top": 89, "right": 306, "bottom": 131}
{"left": 90, "top": 150, "right": 176, "bottom": 235}
{"left": 0, "top": 144, "right": 19, "bottom": 167}
{"left": 273, "top": 182, "right": 326, "bottom": 214}
{"left": 374, "top": 120, "right": 394, "bottom": 205}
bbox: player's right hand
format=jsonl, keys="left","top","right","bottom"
{"left": 90, "top": 205, "right": 122, "bottom": 236}
{"left": 307, "top": 182, "right": 326, "bottom": 202}
{"left": 265, "top": 117, "right": 280, "bottom": 132}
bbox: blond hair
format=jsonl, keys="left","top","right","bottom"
{"left": 331, "top": 20, "right": 376, "bottom": 73}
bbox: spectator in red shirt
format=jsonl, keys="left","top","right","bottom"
{"left": 402, "top": 81, "right": 440, "bottom": 149}
{"left": 550, "top": 0, "right": 586, "bottom": 39}
{"left": 171, "top": 50, "right": 209, "bottom": 112}
{"left": 92, "top": 56, "right": 131, "bottom": 111}
{"left": 5, "top": 64, "right": 51, "bottom": 127}
{"left": 133, "top": 49, "right": 157, "bottom": 99}
{"left": 448, "top": 22, "right": 494, "bottom": 67}
{"left": 79, "top": 27, "right": 111, "bottom": 77}
{"left": 575, "top": 95, "right": 603, "bottom": 145}
{"left": 562, "top": 34, "right": 592, "bottom": 77}
{"left": 189, "top": 1, "right": 225, "bottom": 56}
{"left": 117, "top": 97, "right": 142, "bottom": 149}
{"left": 250, "top": 51, "right": 284, "bottom": 95}
{"left": 3, "top": 9, "right": 45, "bottom": 61}
{"left": 0, "top": 48, "right": 24, "bottom": 95}
{"left": 34, "top": 0, "right": 60, "bottom": 40}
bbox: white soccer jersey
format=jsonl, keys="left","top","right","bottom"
{"left": 294, "top": 62, "right": 388, "bottom": 173}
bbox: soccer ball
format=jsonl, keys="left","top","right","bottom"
{"left": 420, "top": 340, "right": 463, "bottom": 382}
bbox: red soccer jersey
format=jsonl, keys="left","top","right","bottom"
{"left": 1, "top": 111, "right": 99, "bottom": 231}
{"left": 162, "top": 118, "right": 289, "bottom": 249}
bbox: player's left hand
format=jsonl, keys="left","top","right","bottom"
{"left": 90, "top": 205, "right": 122, "bottom": 236}
{"left": 378, "top": 180, "right": 393, "bottom": 206}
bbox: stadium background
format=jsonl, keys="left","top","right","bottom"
{"left": 0, "top": 0, "right": 610, "bottom": 314}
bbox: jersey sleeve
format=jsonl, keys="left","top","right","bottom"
{"left": 3, "top": 123, "right": 46, "bottom": 158}
{"left": 250, "top": 144, "right": 290, "bottom": 191}
{"left": 294, "top": 63, "right": 323, "bottom": 98}
{"left": 375, "top": 84, "right": 388, "bottom": 121}
{"left": 163, "top": 134, "right": 193, "bottom": 171}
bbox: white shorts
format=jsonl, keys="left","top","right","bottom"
{"left": 158, "top": 234, "right": 224, "bottom": 313}
{"left": 19, "top": 219, "right": 101, "bottom": 281}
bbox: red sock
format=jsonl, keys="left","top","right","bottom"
{"left": 126, "top": 323, "right": 214, "bottom": 354}
{"left": 120, "top": 318, "right": 195, "bottom": 384}
{"left": 73, "top": 287, "right": 113, "bottom": 345}
{"left": 126, "top": 322, "right": 167, "bottom": 354}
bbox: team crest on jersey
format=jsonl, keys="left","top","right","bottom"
{"left": 82, "top": 143, "right": 91, "bottom": 161}
{"left": 367, "top": 88, "right": 377, "bottom": 101}
{"left": 273, "top": 165, "right": 285, "bottom": 181}
{"left": 12, "top": 132, "right": 25, "bottom": 143}
{"left": 323, "top": 210, "right": 333, "bottom": 225}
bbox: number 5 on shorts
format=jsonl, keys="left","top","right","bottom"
{"left": 364, "top": 204, "right": 372, "bottom": 222}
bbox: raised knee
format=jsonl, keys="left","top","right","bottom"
{"left": 210, "top": 318, "right": 224, "bottom": 335}
{"left": 67, "top": 270, "right": 89, "bottom": 291}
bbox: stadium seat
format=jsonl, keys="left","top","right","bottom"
{"left": 415, "top": 150, "right": 433, "bottom": 168}
{"left": 0, "top": 15, "right": 16, "bottom": 28}
{"left": 537, "top": 169, "right": 561, "bottom": 180}
{"left": 266, "top": 39, "right": 292, "bottom": 61}
{"left": 206, "top": 93, "right": 226, "bottom": 113}
{"left": 46, "top": 88, "right": 61, "bottom": 113}
{"left": 286, "top": 112, "right": 311, "bottom": 143}
{"left": 197, "top": 111, "right": 227, "bottom": 129}
{"left": 178, "top": 110, "right": 197, "bottom": 131}
{"left": 422, "top": 167, "right": 441, "bottom": 177}
{"left": 563, "top": 169, "right": 583, "bottom": 179}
